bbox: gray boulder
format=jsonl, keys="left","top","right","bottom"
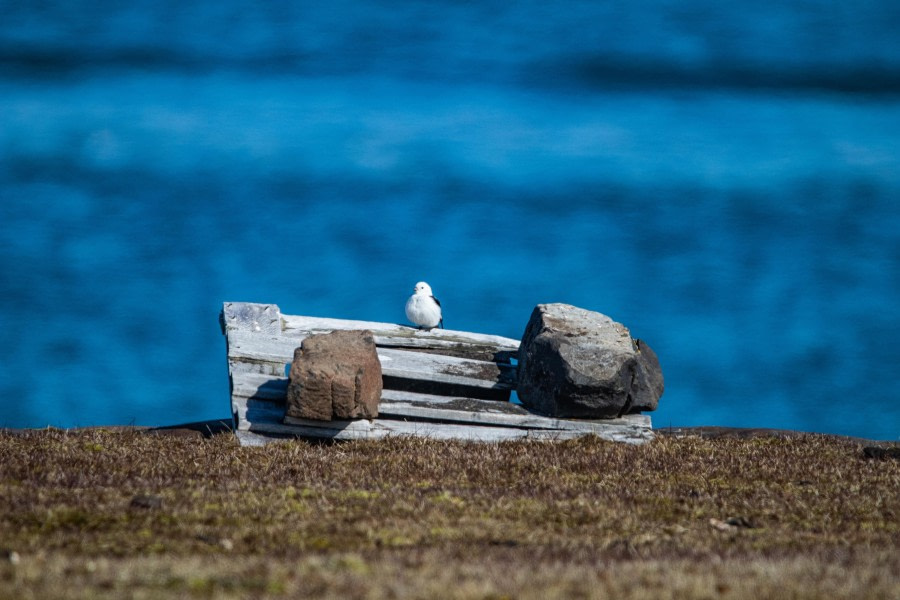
{"left": 517, "top": 304, "right": 663, "bottom": 418}
{"left": 285, "top": 330, "right": 382, "bottom": 421}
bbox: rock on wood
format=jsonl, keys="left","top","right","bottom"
{"left": 221, "top": 302, "right": 654, "bottom": 445}
{"left": 517, "top": 303, "right": 664, "bottom": 418}
{"left": 285, "top": 330, "right": 382, "bottom": 421}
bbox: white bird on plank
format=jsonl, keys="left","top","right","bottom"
{"left": 405, "top": 281, "right": 443, "bottom": 330}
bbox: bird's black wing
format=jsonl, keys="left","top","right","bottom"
{"left": 432, "top": 296, "right": 444, "bottom": 328}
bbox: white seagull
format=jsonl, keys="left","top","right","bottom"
{"left": 405, "top": 281, "right": 443, "bottom": 330}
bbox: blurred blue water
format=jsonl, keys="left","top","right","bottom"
{"left": 1, "top": 1, "right": 898, "bottom": 439}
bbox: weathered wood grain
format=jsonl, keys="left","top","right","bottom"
{"left": 221, "top": 302, "right": 653, "bottom": 445}
{"left": 283, "top": 313, "right": 519, "bottom": 362}
{"left": 232, "top": 399, "right": 650, "bottom": 443}
{"left": 229, "top": 372, "right": 650, "bottom": 439}
{"left": 221, "top": 302, "right": 282, "bottom": 335}
{"left": 223, "top": 301, "right": 518, "bottom": 362}
{"left": 378, "top": 389, "right": 651, "bottom": 434}
{"left": 226, "top": 329, "right": 513, "bottom": 390}
{"left": 231, "top": 372, "right": 288, "bottom": 401}
{"left": 279, "top": 415, "right": 649, "bottom": 443}
{"left": 282, "top": 313, "right": 520, "bottom": 348}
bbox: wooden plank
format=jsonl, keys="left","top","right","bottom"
{"left": 278, "top": 415, "right": 649, "bottom": 443}
{"left": 221, "top": 302, "right": 282, "bottom": 335}
{"left": 233, "top": 397, "right": 283, "bottom": 431}
{"left": 231, "top": 372, "right": 288, "bottom": 401}
{"left": 379, "top": 347, "right": 514, "bottom": 390}
{"left": 226, "top": 330, "right": 513, "bottom": 390}
{"left": 228, "top": 357, "right": 286, "bottom": 377}
{"left": 229, "top": 373, "right": 650, "bottom": 437}
{"left": 282, "top": 313, "right": 519, "bottom": 362}
{"left": 233, "top": 394, "right": 549, "bottom": 441}
{"left": 230, "top": 394, "right": 652, "bottom": 444}
{"left": 378, "top": 390, "right": 650, "bottom": 434}
{"left": 219, "top": 302, "right": 520, "bottom": 353}
{"left": 225, "top": 330, "right": 296, "bottom": 363}
{"left": 374, "top": 338, "right": 517, "bottom": 363}
{"left": 231, "top": 398, "right": 652, "bottom": 442}
{"left": 275, "top": 418, "right": 569, "bottom": 442}
{"left": 235, "top": 430, "right": 294, "bottom": 447}
{"left": 282, "top": 313, "right": 520, "bottom": 349}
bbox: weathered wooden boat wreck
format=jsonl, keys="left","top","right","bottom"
{"left": 221, "top": 302, "right": 654, "bottom": 446}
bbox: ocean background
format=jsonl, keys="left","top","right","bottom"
{"left": 1, "top": 1, "right": 898, "bottom": 440}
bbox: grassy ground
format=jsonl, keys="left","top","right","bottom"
{"left": 0, "top": 428, "right": 897, "bottom": 599}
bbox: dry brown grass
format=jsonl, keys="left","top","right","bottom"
{"left": 0, "top": 428, "right": 897, "bottom": 599}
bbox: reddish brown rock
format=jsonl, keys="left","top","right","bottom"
{"left": 285, "top": 330, "right": 382, "bottom": 421}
